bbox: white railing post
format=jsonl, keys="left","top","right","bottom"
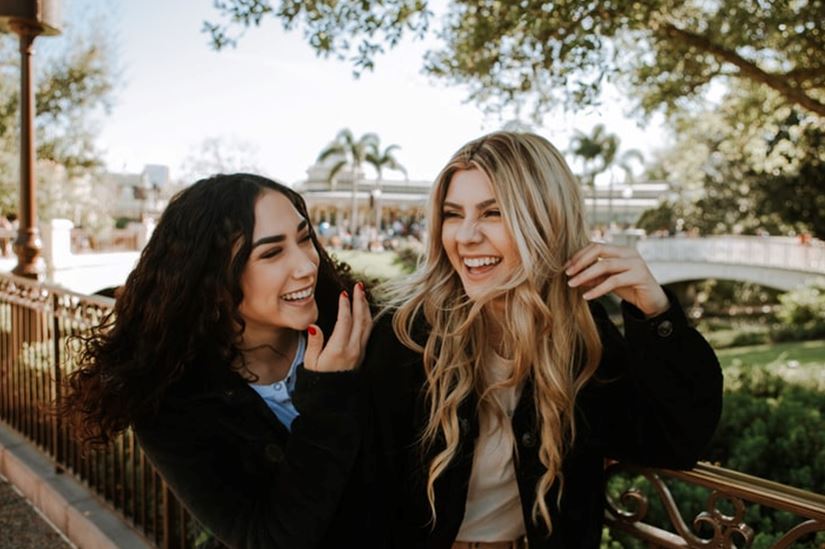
{"left": 40, "top": 218, "right": 74, "bottom": 271}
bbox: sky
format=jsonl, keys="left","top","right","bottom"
{"left": 48, "top": 0, "right": 670, "bottom": 186}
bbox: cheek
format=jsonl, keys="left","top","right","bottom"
{"left": 307, "top": 245, "right": 321, "bottom": 269}
{"left": 495, "top": 231, "right": 519, "bottom": 265}
{"left": 441, "top": 228, "right": 459, "bottom": 263}
{"left": 440, "top": 225, "right": 456, "bottom": 250}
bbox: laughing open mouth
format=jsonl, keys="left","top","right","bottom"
{"left": 281, "top": 287, "right": 314, "bottom": 302}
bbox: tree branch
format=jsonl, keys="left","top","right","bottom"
{"left": 661, "top": 23, "right": 825, "bottom": 118}
{"left": 783, "top": 67, "right": 825, "bottom": 84}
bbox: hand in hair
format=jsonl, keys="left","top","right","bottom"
{"left": 305, "top": 282, "right": 372, "bottom": 372}
{"left": 564, "top": 242, "right": 670, "bottom": 317}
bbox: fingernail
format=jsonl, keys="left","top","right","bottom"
{"left": 565, "top": 269, "right": 573, "bottom": 276}
{"left": 356, "top": 281, "right": 364, "bottom": 291}
{"left": 568, "top": 279, "right": 577, "bottom": 287}
{"left": 582, "top": 292, "right": 593, "bottom": 300}
{"left": 307, "top": 326, "right": 317, "bottom": 336}
{"left": 341, "top": 290, "right": 349, "bottom": 299}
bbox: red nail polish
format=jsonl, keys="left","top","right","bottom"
{"left": 356, "top": 281, "right": 364, "bottom": 291}
{"left": 341, "top": 290, "right": 349, "bottom": 299}
{"left": 307, "top": 326, "right": 317, "bottom": 336}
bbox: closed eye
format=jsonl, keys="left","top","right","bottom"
{"left": 442, "top": 210, "right": 462, "bottom": 219}
{"left": 482, "top": 209, "right": 501, "bottom": 218}
{"left": 260, "top": 247, "right": 282, "bottom": 259}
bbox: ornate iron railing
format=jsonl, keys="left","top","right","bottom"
{"left": 605, "top": 461, "right": 825, "bottom": 548}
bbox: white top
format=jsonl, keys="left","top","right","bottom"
{"left": 455, "top": 351, "right": 526, "bottom": 542}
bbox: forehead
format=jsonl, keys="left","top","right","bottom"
{"left": 252, "top": 190, "right": 304, "bottom": 236}
{"left": 443, "top": 169, "right": 496, "bottom": 205}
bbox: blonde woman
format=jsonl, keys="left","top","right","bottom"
{"left": 365, "top": 132, "right": 722, "bottom": 548}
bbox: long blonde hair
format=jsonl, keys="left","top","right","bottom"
{"left": 383, "top": 131, "right": 603, "bottom": 532}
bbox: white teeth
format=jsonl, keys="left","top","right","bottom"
{"left": 281, "top": 288, "right": 313, "bottom": 301}
{"left": 463, "top": 256, "right": 502, "bottom": 268}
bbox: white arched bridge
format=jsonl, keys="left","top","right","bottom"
{"left": 630, "top": 235, "right": 825, "bottom": 291}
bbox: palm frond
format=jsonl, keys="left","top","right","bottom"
{"left": 327, "top": 159, "right": 349, "bottom": 182}
{"left": 317, "top": 144, "right": 345, "bottom": 162}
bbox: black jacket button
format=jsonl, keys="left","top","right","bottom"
{"left": 264, "top": 443, "right": 284, "bottom": 463}
{"left": 521, "top": 431, "right": 537, "bottom": 448}
{"left": 656, "top": 320, "right": 674, "bottom": 338}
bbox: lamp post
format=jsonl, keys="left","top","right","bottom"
{"left": 0, "top": 0, "right": 61, "bottom": 280}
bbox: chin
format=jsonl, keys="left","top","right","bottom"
{"left": 284, "top": 308, "right": 319, "bottom": 332}
{"left": 462, "top": 286, "right": 484, "bottom": 301}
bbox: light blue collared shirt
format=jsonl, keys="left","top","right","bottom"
{"left": 248, "top": 334, "right": 305, "bottom": 431}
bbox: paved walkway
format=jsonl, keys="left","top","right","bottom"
{"left": 0, "top": 476, "right": 71, "bottom": 549}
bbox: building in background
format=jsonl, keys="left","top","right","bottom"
{"left": 294, "top": 162, "right": 430, "bottom": 234}
{"left": 296, "top": 158, "right": 671, "bottom": 232}
{"left": 106, "top": 164, "right": 182, "bottom": 220}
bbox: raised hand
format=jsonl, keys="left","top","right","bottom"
{"left": 565, "top": 242, "right": 669, "bottom": 317}
{"left": 304, "top": 282, "right": 373, "bottom": 372}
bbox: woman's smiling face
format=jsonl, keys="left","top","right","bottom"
{"left": 440, "top": 169, "right": 519, "bottom": 301}
{"left": 238, "top": 190, "right": 320, "bottom": 336}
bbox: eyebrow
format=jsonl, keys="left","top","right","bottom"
{"left": 442, "top": 198, "right": 498, "bottom": 210}
{"left": 251, "top": 219, "right": 309, "bottom": 248}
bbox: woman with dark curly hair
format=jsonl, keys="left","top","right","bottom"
{"left": 62, "top": 173, "right": 372, "bottom": 549}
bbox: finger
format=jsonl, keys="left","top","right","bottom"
{"left": 578, "top": 273, "right": 609, "bottom": 290}
{"left": 564, "top": 242, "right": 600, "bottom": 273}
{"left": 326, "top": 290, "right": 352, "bottom": 351}
{"left": 357, "top": 286, "right": 373, "bottom": 349}
{"left": 565, "top": 243, "right": 634, "bottom": 275}
{"left": 303, "top": 324, "right": 325, "bottom": 371}
{"left": 582, "top": 271, "right": 634, "bottom": 301}
{"left": 348, "top": 282, "right": 367, "bottom": 348}
{"left": 568, "top": 257, "right": 631, "bottom": 288}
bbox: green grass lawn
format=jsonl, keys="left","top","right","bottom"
{"left": 330, "top": 250, "right": 407, "bottom": 281}
{"left": 717, "top": 339, "right": 825, "bottom": 389}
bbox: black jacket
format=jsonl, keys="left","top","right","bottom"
{"left": 363, "top": 292, "right": 723, "bottom": 548}
{"left": 134, "top": 363, "right": 364, "bottom": 549}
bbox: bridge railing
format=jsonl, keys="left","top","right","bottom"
{"left": 637, "top": 236, "right": 825, "bottom": 274}
{"left": 605, "top": 461, "right": 825, "bottom": 547}
{"left": 1, "top": 271, "right": 823, "bottom": 547}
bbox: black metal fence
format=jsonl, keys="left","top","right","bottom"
{"left": 0, "top": 272, "right": 214, "bottom": 549}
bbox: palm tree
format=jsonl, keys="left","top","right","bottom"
{"left": 366, "top": 144, "right": 407, "bottom": 231}
{"left": 317, "top": 129, "right": 379, "bottom": 234}
{"left": 569, "top": 124, "right": 620, "bottom": 227}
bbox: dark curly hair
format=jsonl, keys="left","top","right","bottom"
{"left": 63, "top": 173, "right": 356, "bottom": 446}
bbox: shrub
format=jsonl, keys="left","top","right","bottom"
{"left": 772, "top": 278, "right": 825, "bottom": 341}
{"left": 392, "top": 241, "right": 424, "bottom": 274}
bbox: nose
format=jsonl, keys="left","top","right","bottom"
{"left": 455, "top": 218, "right": 482, "bottom": 244}
{"left": 291, "top": 248, "right": 317, "bottom": 280}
